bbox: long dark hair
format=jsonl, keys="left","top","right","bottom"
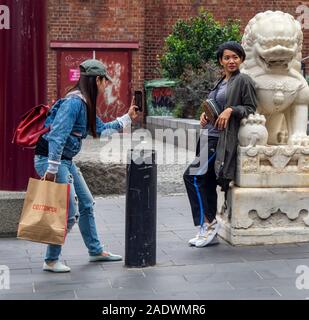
{"left": 67, "top": 66, "right": 103, "bottom": 138}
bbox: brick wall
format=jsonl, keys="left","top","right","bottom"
{"left": 47, "top": 0, "right": 309, "bottom": 103}
{"left": 144, "top": 0, "right": 309, "bottom": 79}
{"left": 47, "top": 0, "right": 146, "bottom": 103}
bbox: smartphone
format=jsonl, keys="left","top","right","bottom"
{"left": 134, "top": 91, "right": 143, "bottom": 112}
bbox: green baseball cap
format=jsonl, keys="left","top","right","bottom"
{"left": 80, "top": 59, "right": 112, "bottom": 81}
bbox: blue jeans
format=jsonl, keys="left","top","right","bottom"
{"left": 34, "top": 155, "right": 103, "bottom": 262}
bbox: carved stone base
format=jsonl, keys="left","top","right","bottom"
{"left": 236, "top": 145, "right": 309, "bottom": 187}
{"left": 217, "top": 186, "right": 309, "bottom": 245}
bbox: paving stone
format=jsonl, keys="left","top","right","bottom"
{"left": 110, "top": 275, "right": 156, "bottom": 291}
{"left": 262, "top": 252, "right": 309, "bottom": 260}
{"left": 153, "top": 291, "right": 201, "bottom": 300}
{"left": 143, "top": 264, "right": 216, "bottom": 277}
{"left": 167, "top": 249, "right": 243, "bottom": 265}
{"left": 228, "top": 276, "right": 297, "bottom": 290}
{"left": 9, "top": 268, "right": 32, "bottom": 275}
{"left": 0, "top": 293, "right": 41, "bottom": 300}
{"left": 3, "top": 262, "right": 32, "bottom": 270}
{"left": 284, "top": 258, "right": 309, "bottom": 270}
{"left": 1, "top": 195, "right": 309, "bottom": 299}
{"left": 185, "top": 270, "right": 261, "bottom": 285}
{"left": 75, "top": 288, "right": 122, "bottom": 299}
{"left": 251, "top": 266, "right": 296, "bottom": 280}
{"left": 271, "top": 286, "right": 309, "bottom": 299}
{"left": 0, "top": 283, "right": 33, "bottom": 295}
{"left": 34, "top": 278, "right": 112, "bottom": 293}
{"left": 117, "top": 291, "right": 159, "bottom": 300}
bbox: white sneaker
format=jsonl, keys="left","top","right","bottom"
{"left": 195, "top": 220, "right": 220, "bottom": 248}
{"left": 188, "top": 224, "right": 207, "bottom": 246}
{"left": 192, "top": 234, "right": 219, "bottom": 246}
{"left": 89, "top": 251, "right": 122, "bottom": 262}
{"left": 208, "top": 235, "right": 219, "bottom": 245}
{"left": 43, "top": 261, "right": 71, "bottom": 273}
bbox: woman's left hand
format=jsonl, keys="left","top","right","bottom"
{"left": 214, "top": 107, "right": 233, "bottom": 130}
{"left": 128, "top": 97, "right": 140, "bottom": 122}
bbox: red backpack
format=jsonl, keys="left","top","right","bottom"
{"left": 12, "top": 104, "right": 51, "bottom": 149}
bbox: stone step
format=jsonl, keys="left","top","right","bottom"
{"left": 0, "top": 191, "right": 25, "bottom": 237}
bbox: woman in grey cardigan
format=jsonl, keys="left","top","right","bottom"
{"left": 183, "top": 41, "right": 257, "bottom": 248}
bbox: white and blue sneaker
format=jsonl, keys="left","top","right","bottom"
{"left": 195, "top": 219, "right": 220, "bottom": 248}
{"left": 188, "top": 224, "right": 208, "bottom": 246}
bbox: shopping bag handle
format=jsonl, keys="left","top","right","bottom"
{"left": 41, "top": 172, "right": 56, "bottom": 182}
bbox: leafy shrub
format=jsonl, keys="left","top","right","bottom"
{"left": 172, "top": 62, "right": 221, "bottom": 119}
{"left": 160, "top": 10, "right": 241, "bottom": 79}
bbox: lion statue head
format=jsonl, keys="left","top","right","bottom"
{"left": 241, "top": 11, "right": 303, "bottom": 73}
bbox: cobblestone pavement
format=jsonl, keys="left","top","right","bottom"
{"left": 1, "top": 194, "right": 309, "bottom": 300}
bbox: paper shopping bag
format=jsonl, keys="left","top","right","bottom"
{"left": 17, "top": 178, "right": 70, "bottom": 245}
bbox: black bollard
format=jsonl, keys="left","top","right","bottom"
{"left": 125, "top": 149, "right": 157, "bottom": 267}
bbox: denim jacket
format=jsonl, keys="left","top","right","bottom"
{"left": 43, "top": 91, "right": 131, "bottom": 173}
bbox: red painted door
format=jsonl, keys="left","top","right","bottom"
{"left": 58, "top": 50, "right": 131, "bottom": 122}
{"left": 0, "top": 0, "right": 46, "bottom": 191}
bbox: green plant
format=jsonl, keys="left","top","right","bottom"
{"left": 172, "top": 62, "right": 221, "bottom": 119}
{"left": 160, "top": 10, "right": 241, "bottom": 79}
{"left": 172, "top": 103, "right": 184, "bottom": 118}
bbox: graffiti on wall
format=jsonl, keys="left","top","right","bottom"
{"left": 99, "top": 61, "right": 126, "bottom": 121}
{"left": 151, "top": 87, "right": 174, "bottom": 110}
{"left": 59, "top": 50, "right": 130, "bottom": 122}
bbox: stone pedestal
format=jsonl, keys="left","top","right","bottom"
{"left": 236, "top": 145, "right": 309, "bottom": 187}
{"left": 218, "top": 145, "right": 309, "bottom": 245}
{"left": 0, "top": 191, "right": 25, "bottom": 237}
{"left": 217, "top": 186, "right": 309, "bottom": 245}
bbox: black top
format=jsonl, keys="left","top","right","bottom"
{"left": 35, "top": 136, "right": 72, "bottom": 161}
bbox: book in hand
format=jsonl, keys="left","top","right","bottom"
{"left": 202, "top": 98, "right": 221, "bottom": 126}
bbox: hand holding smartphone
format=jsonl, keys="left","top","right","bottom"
{"left": 134, "top": 91, "right": 143, "bottom": 112}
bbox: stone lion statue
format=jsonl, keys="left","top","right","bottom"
{"left": 241, "top": 10, "right": 309, "bottom": 146}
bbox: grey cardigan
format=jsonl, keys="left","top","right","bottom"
{"left": 213, "top": 70, "right": 257, "bottom": 190}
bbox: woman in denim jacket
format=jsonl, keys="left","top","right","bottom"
{"left": 34, "top": 59, "right": 139, "bottom": 272}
